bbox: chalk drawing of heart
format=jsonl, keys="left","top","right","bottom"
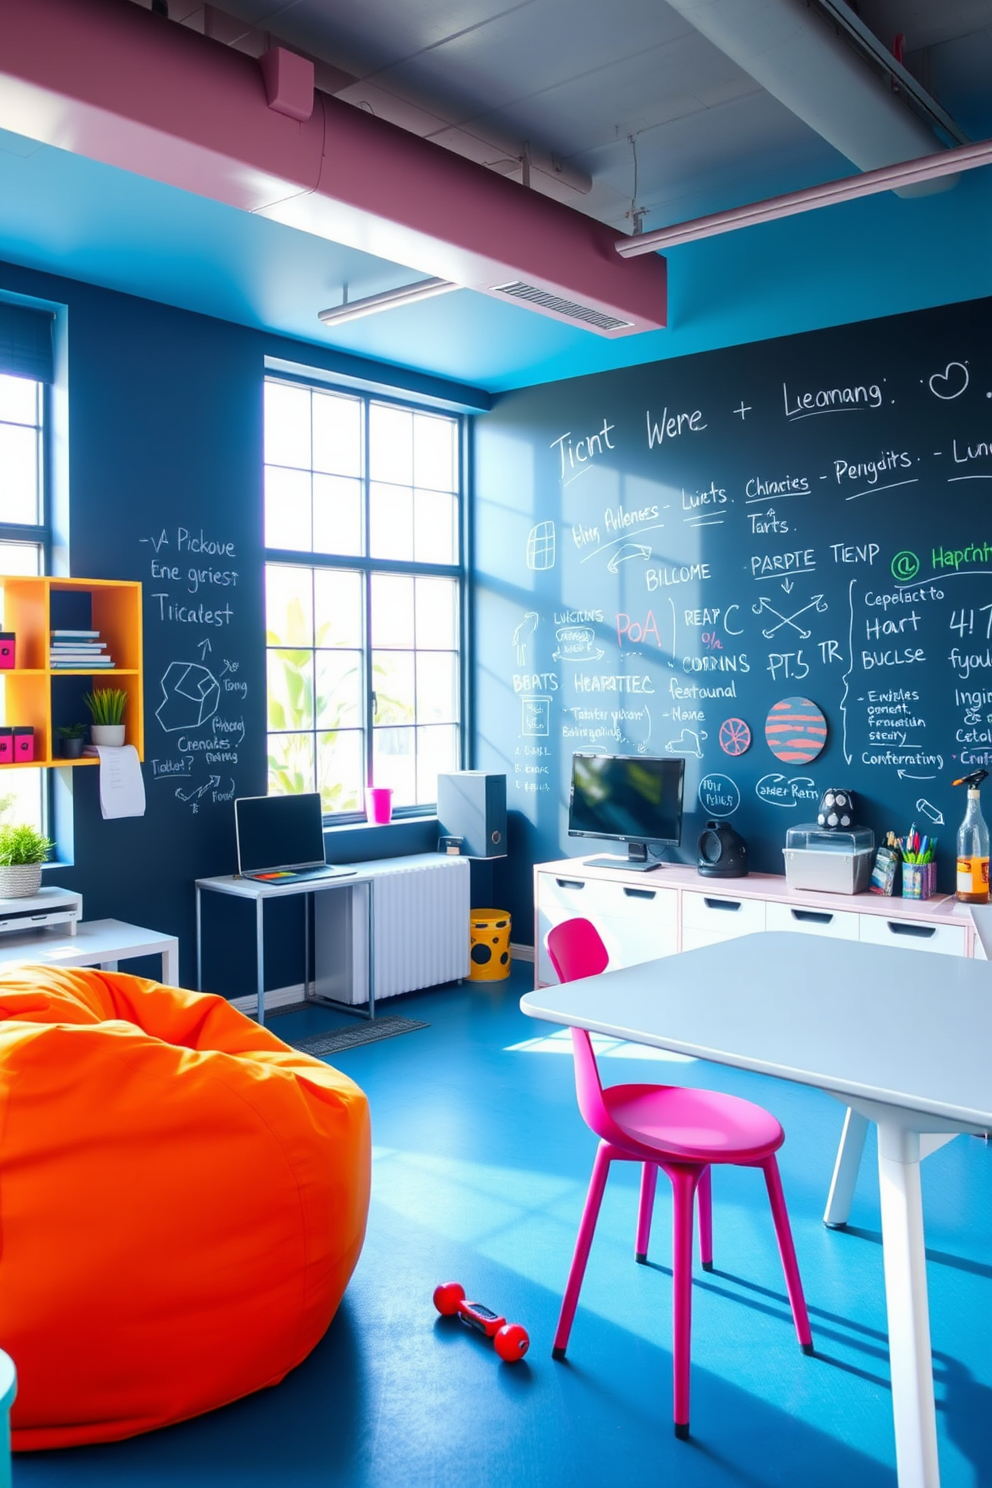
{"left": 929, "top": 361, "right": 969, "bottom": 400}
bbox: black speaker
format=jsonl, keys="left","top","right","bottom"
{"left": 437, "top": 772, "right": 507, "bottom": 859}
{"left": 697, "top": 820, "right": 749, "bottom": 878}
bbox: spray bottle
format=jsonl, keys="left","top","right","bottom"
{"left": 953, "top": 769, "right": 990, "bottom": 903}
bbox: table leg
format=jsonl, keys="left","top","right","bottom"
{"left": 162, "top": 941, "right": 179, "bottom": 987}
{"left": 824, "top": 1107, "right": 869, "bottom": 1228}
{"left": 256, "top": 896, "right": 265, "bottom": 1027}
{"left": 196, "top": 885, "right": 202, "bottom": 991}
{"left": 876, "top": 1121, "right": 940, "bottom": 1488}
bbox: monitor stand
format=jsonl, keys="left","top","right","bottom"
{"left": 582, "top": 843, "right": 663, "bottom": 873}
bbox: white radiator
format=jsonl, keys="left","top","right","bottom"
{"left": 314, "top": 853, "right": 471, "bottom": 1003}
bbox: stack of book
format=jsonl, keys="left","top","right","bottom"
{"left": 49, "top": 630, "right": 116, "bottom": 670}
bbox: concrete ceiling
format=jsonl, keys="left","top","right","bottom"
{"left": 0, "top": 0, "right": 990, "bottom": 391}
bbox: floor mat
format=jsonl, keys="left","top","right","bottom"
{"left": 289, "top": 1016, "right": 429, "bottom": 1056}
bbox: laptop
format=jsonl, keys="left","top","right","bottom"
{"left": 234, "top": 792, "right": 355, "bottom": 883}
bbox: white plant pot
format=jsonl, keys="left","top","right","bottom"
{"left": 0, "top": 864, "right": 43, "bottom": 899}
{"left": 91, "top": 725, "right": 125, "bottom": 746}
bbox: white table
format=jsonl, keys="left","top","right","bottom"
{"left": 195, "top": 870, "right": 376, "bottom": 1025}
{"left": 0, "top": 918, "right": 179, "bottom": 985}
{"left": 521, "top": 931, "right": 992, "bottom": 1488}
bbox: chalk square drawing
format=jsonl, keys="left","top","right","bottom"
{"left": 526, "top": 521, "right": 556, "bottom": 570}
{"left": 156, "top": 661, "right": 221, "bottom": 733}
{"left": 521, "top": 696, "right": 551, "bottom": 737}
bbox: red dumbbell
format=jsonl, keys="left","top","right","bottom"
{"left": 433, "top": 1282, "right": 530, "bottom": 1363}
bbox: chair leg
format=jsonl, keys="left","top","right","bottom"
{"left": 698, "top": 1165, "right": 713, "bottom": 1271}
{"left": 670, "top": 1165, "right": 700, "bottom": 1438}
{"left": 635, "top": 1162, "right": 658, "bottom": 1263}
{"left": 761, "top": 1156, "right": 813, "bottom": 1352}
{"left": 553, "top": 1142, "right": 613, "bottom": 1359}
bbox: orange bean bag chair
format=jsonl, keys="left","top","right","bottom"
{"left": 0, "top": 964, "right": 371, "bottom": 1450}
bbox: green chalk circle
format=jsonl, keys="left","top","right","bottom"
{"left": 892, "top": 550, "right": 920, "bottom": 582}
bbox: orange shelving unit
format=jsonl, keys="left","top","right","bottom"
{"left": 0, "top": 577, "right": 143, "bottom": 767}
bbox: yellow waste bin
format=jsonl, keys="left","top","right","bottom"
{"left": 469, "top": 909, "right": 512, "bottom": 981}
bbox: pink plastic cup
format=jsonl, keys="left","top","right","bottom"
{"left": 365, "top": 787, "right": 393, "bottom": 825}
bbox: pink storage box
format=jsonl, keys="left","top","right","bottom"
{"left": 13, "top": 728, "right": 34, "bottom": 762}
{"left": 0, "top": 634, "right": 15, "bottom": 669}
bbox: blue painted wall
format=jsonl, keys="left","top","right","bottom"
{"left": 0, "top": 259, "right": 480, "bottom": 993}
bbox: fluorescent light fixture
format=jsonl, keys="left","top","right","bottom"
{"left": 616, "top": 135, "right": 992, "bottom": 257}
{"left": 318, "top": 277, "right": 457, "bottom": 325}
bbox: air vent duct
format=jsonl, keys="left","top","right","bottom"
{"left": 491, "top": 282, "right": 633, "bottom": 332}
{"left": 0, "top": 0, "right": 667, "bottom": 338}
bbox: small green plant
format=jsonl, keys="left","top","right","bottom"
{"left": 84, "top": 689, "right": 127, "bottom": 726}
{"left": 55, "top": 722, "right": 87, "bottom": 740}
{"left": 0, "top": 823, "right": 54, "bottom": 866}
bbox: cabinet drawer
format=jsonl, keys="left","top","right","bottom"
{"left": 681, "top": 925, "right": 745, "bottom": 952}
{"left": 766, "top": 901, "right": 860, "bottom": 940}
{"left": 681, "top": 892, "right": 765, "bottom": 935}
{"left": 536, "top": 872, "right": 677, "bottom": 982}
{"left": 858, "top": 916, "right": 967, "bottom": 957}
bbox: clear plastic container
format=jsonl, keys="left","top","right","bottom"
{"left": 782, "top": 824, "right": 875, "bottom": 895}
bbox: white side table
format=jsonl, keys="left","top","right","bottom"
{"left": 0, "top": 918, "right": 179, "bottom": 985}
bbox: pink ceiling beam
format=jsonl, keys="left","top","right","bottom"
{"left": 0, "top": 0, "right": 665, "bottom": 336}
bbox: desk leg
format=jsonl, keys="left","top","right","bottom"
{"left": 256, "top": 897, "right": 265, "bottom": 1027}
{"left": 196, "top": 886, "right": 202, "bottom": 992}
{"left": 367, "top": 879, "right": 376, "bottom": 1021}
{"left": 824, "top": 1107, "right": 869, "bottom": 1228}
{"left": 876, "top": 1122, "right": 940, "bottom": 1488}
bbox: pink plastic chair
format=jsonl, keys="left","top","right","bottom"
{"left": 547, "top": 917, "right": 812, "bottom": 1439}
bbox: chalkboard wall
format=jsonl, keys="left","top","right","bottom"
{"left": 475, "top": 295, "right": 992, "bottom": 933}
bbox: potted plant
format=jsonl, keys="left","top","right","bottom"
{"left": 0, "top": 823, "right": 54, "bottom": 898}
{"left": 84, "top": 688, "right": 127, "bottom": 747}
{"left": 55, "top": 722, "right": 87, "bottom": 759}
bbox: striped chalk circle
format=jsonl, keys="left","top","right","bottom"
{"left": 765, "top": 696, "right": 828, "bottom": 765}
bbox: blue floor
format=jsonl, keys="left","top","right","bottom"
{"left": 16, "top": 963, "right": 992, "bottom": 1487}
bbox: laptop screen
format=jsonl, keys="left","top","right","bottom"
{"left": 235, "top": 793, "right": 327, "bottom": 875}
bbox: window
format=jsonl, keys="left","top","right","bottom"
{"left": 264, "top": 378, "right": 463, "bottom": 817}
{"left": 0, "top": 371, "right": 48, "bottom": 833}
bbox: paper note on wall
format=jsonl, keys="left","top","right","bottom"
{"left": 91, "top": 745, "right": 147, "bottom": 819}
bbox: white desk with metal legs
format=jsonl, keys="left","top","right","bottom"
{"left": 521, "top": 931, "right": 992, "bottom": 1488}
{"left": 195, "top": 870, "right": 376, "bottom": 1025}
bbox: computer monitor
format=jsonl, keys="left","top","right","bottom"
{"left": 235, "top": 792, "right": 327, "bottom": 876}
{"left": 567, "top": 753, "right": 685, "bottom": 872}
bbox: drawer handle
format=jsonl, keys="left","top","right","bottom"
{"left": 623, "top": 887, "right": 656, "bottom": 900}
{"left": 887, "top": 922, "right": 936, "bottom": 939}
{"left": 555, "top": 878, "right": 585, "bottom": 890}
{"left": 791, "top": 909, "right": 833, "bottom": 925}
{"left": 704, "top": 898, "right": 741, "bottom": 912}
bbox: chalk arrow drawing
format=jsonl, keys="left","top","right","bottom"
{"left": 916, "top": 798, "right": 944, "bottom": 825}
{"left": 197, "top": 638, "right": 212, "bottom": 659}
{"left": 512, "top": 611, "right": 539, "bottom": 665}
{"left": 898, "top": 768, "right": 937, "bottom": 781}
{"left": 607, "top": 543, "right": 651, "bottom": 574}
{"left": 752, "top": 595, "right": 826, "bottom": 640}
{"left": 781, "top": 577, "right": 794, "bottom": 594}
{"left": 175, "top": 775, "right": 221, "bottom": 804}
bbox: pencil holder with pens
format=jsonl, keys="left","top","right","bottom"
{"left": 902, "top": 860, "right": 936, "bottom": 900}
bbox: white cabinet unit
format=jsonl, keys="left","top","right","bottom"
{"left": 534, "top": 859, "right": 978, "bottom": 983}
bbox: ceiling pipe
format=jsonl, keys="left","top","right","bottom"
{"left": 0, "top": 0, "right": 665, "bottom": 336}
{"left": 616, "top": 135, "right": 992, "bottom": 256}
{"left": 664, "top": 0, "right": 958, "bottom": 197}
